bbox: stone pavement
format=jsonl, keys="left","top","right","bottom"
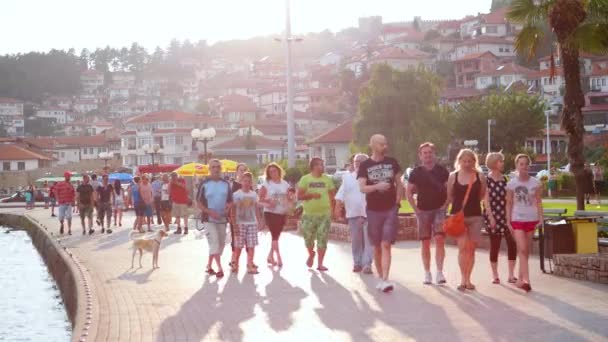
{"left": 9, "top": 208, "right": 608, "bottom": 342}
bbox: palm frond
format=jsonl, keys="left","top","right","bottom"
{"left": 514, "top": 25, "right": 546, "bottom": 60}
{"left": 569, "top": 22, "right": 608, "bottom": 54}
{"left": 507, "top": 0, "right": 554, "bottom": 25}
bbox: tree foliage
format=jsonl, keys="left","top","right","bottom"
{"left": 25, "top": 118, "right": 63, "bottom": 137}
{"left": 354, "top": 64, "right": 448, "bottom": 167}
{"left": 451, "top": 92, "right": 545, "bottom": 154}
{"left": 0, "top": 50, "right": 81, "bottom": 102}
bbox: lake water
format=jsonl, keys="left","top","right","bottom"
{"left": 0, "top": 227, "right": 71, "bottom": 342}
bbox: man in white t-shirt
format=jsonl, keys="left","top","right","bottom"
{"left": 335, "top": 153, "right": 373, "bottom": 274}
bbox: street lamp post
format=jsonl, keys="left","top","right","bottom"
{"left": 545, "top": 110, "right": 553, "bottom": 197}
{"left": 191, "top": 128, "right": 216, "bottom": 164}
{"left": 143, "top": 144, "right": 163, "bottom": 167}
{"left": 487, "top": 119, "right": 496, "bottom": 154}
{"left": 99, "top": 151, "right": 112, "bottom": 167}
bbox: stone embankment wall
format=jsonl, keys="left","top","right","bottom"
{"left": 553, "top": 254, "right": 608, "bottom": 284}
{"left": 0, "top": 214, "right": 93, "bottom": 342}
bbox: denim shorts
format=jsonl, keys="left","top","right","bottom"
{"left": 366, "top": 206, "right": 398, "bottom": 245}
{"left": 58, "top": 204, "right": 72, "bottom": 220}
{"left": 416, "top": 208, "right": 446, "bottom": 240}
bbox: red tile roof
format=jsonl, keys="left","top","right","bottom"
{"left": 213, "top": 135, "right": 284, "bottom": 149}
{"left": 309, "top": 120, "right": 353, "bottom": 144}
{"left": 458, "top": 36, "right": 514, "bottom": 46}
{"left": 126, "top": 111, "right": 198, "bottom": 124}
{"left": 440, "top": 87, "right": 487, "bottom": 100}
{"left": 526, "top": 68, "right": 564, "bottom": 79}
{"left": 591, "top": 63, "right": 608, "bottom": 77}
{"left": 0, "top": 143, "right": 55, "bottom": 161}
{"left": 389, "top": 30, "right": 426, "bottom": 43}
{"left": 482, "top": 7, "right": 509, "bottom": 25}
{"left": 24, "top": 135, "right": 109, "bottom": 148}
{"left": 437, "top": 20, "right": 462, "bottom": 30}
{"left": 455, "top": 51, "right": 498, "bottom": 61}
{"left": 221, "top": 94, "right": 262, "bottom": 113}
{"left": 372, "top": 47, "right": 431, "bottom": 61}
{"left": 477, "top": 63, "right": 536, "bottom": 77}
{"left": 0, "top": 97, "right": 23, "bottom": 104}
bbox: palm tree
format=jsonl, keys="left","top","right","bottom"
{"left": 508, "top": 0, "right": 608, "bottom": 210}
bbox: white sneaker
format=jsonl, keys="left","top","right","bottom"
{"left": 436, "top": 271, "right": 447, "bottom": 284}
{"left": 382, "top": 281, "right": 394, "bottom": 293}
{"left": 376, "top": 281, "right": 384, "bottom": 291}
{"left": 423, "top": 272, "right": 433, "bottom": 285}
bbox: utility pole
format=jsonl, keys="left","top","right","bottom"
{"left": 285, "top": 0, "right": 295, "bottom": 168}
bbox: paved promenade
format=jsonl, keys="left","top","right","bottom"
{"left": 7, "top": 207, "right": 608, "bottom": 342}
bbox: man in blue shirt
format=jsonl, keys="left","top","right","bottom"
{"left": 197, "top": 159, "right": 233, "bottom": 278}
{"left": 151, "top": 175, "right": 163, "bottom": 225}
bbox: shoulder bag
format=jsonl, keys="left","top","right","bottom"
{"left": 444, "top": 173, "right": 475, "bottom": 237}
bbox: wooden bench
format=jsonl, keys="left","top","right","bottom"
{"left": 543, "top": 208, "right": 567, "bottom": 217}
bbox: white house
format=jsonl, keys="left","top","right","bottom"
{"left": 590, "top": 59, "right": 608, "bottom": 92}
{"left": 0, "top": 142, "right": 55, "bottom": 172}
{"left": 73, "top": 99, "right": 98, "bottom": 114}
{"left": 308, "top": 120, "right": 353, "bottom": 173}
{"left": 369, "top": 47, "right": 435, "bottom": 72}
{"left": 474, "top": 63, "right": 535, "bottom": 90}
{"left": 80, "top": 70, "right": 104, "bottom": 93}
{"left": 319, "top": 52, "right": 343, "bottom": 66}
{"left": 120, "top": 128, "right": 195, "bottom": 166}
{"left": 258, "top": 88, "right": 287, "bottom": 114}
{"left": 212, "top": 135, "right": 287, "bottom": 166}
{"left": 111, "top": 72, "right": 136, "bottom": 87}
{"left": 0, "top": 97, "right": 24, "bottom": 136}
{"left": 108, "top": 84, "right": 130, "bottom": 101}
{"left": 220, "top": 94, "right": 263, "bottom": 124}
{"left": 35, "top": 107, "right": 70, "bottom": 124}
{"left": 25, "top": 135, "right": 114, "bottom": 165}
{"left": 452, "top": 36, "right": 515, "bottom": 60}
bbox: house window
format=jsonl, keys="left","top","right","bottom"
{"left": 325, "top": 147, "right": 337, "bottom": 166}
{"left": 485, "top": 26, "right": 498, "bottom": 34}
{"left": 175, "top": 136, "right": 184, "bottom": 145}
{"left": 3, "top": 162, "right": 10, "bottom": 171}
{"left": 60, "top": 152, "right": 65, "bottom": 158}
{"left": 89, "top": 148, "right": 94, "bottom": 155}
{"left": 499, "top": 47, "right": 504, "bottom": 52}
{"left": 18, "top": 162, "right": 25, "bottom": 171}
{"left": 603, "top": 79, "right": 607, "bottom": 86}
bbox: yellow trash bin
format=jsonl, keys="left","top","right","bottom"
{"left": 570, "top": 220, "right": 598, "bottom": 254}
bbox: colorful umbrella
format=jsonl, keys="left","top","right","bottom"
{"left": 174, "top": 163, "right": 209, "bottom": 177}
{"left": 108, "top": 173, "right": 133, "bottom": 183}
{"left": 220, "top": 159, "right": 239, "bottom": 173}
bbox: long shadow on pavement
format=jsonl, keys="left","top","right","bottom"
{"left": 117, "top": 267, "right": 156, "bottom": 284}
{"left": 94, "top": 228, "right": 131, "bottom": 250}
{"left": 259, "top": 269, "right": 307, "bottom": 332}
{"left": 311, "top": 272, "right": 377, "bottom": 341}
{"left": 156, "top": 273, "right": 259, "bottom": 341}
{"left": 433, "top": 286, "right": 591, "bottom": 341}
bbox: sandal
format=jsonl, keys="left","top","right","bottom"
{"left": 247, "top": 265, "right": 259, "bottom": 274}
{"left": 306, "top": 252, "right": 316, "bottom": 268}
{"left": 508, "top": 277, "right": 518, "bottom": 284}
{"left": 231, "top": 264, "right": 239, "bottom": 273}
{"left": 267, "top": 257, "right": 277, "bottom": 266}
{"left": 317, "top": 266, "right": 328, "bottom": 272}
{"left": 457, "top": 284, "right": 467, "bottom": 292}
{"left": 465, "top": 284, "right": 476, "bottom": 290}
{"left": 492, "top": 278, "right": 500, "bottom": 284}
{"left": 206, "top": 268, "right": 216, "bottom": 275}
{"left": 216, "top": 271, "right": 224, "bottom": 278}
{"left": 519, "top": 283, "right": 532, "bottom": 292}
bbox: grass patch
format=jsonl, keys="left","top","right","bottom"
{"left": 399, "top": 200, "right": 608, "bottom": 216}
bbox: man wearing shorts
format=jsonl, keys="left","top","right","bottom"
{"left": 152, "top": 175, "right": 163, "bottom": 225}
{"left": 197, "top": 159, "right": 233, "bottom": 278}
{"left": 139, "top": 175, "right": 154, "bottom": 232}
{"left": 297, "top": 157, "right": 335, "bottom": 272}
{"left": 55, "top": 172, "right": 76, "bottom": 235}
{"left": 130, "top": 176, "right": 144, "bottom": 232}
{"left": 159, "top": 174, "right": 172, "bottom": 231}
{"left": 170, "top": 172, "right": 190, "bottom": 234}
{"left": 96, "top": 174, "right": 114, "bottom": 234}
{"left": 76, "top": 174, "right": 95, "bottom": 235}
{"left": 358, "top": 134, "right": 403, "bottom": 293}
{"left": 406, "top": 142, "right": 449, "bottom": 285}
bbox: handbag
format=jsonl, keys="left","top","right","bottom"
{"left": 444, "top": 173, "right": 476, "bottom": 237}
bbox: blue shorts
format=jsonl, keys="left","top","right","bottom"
{"left": 58, "top": 204, "right": 73, "bottom": 221}
{"left": 366, "top": 206, "right": 398, "bottom": 245}
{"left": 144, "top": 204, "right": 153, "bottom": 218}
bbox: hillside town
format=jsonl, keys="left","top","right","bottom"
{"left": 1, "top": 6, "right": 608, "bottom": 192}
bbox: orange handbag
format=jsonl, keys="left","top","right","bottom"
{"left": 444, "top": 173, "right": 475, "bottom": 237}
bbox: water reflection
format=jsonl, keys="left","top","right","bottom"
{"left": 0, "top": 227, "right": 71, "bottom": 342}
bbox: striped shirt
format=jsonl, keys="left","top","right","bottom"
{"left": 54, "top": 181, "right": 75, "bottom": 205}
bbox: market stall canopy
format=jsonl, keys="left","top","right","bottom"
{"left": 220, "top": 159, "right": 238, "bottom": 173}
{"left": 137, "top": 164, "right": 180, "bottom": 174}
{"left": 108, "top": 173, "right": 133, "bottom": 183}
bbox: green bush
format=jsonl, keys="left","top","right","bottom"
{"left": 284, "top": 167, "right": 303, "bottom": 185}
{"left": 558, "top": 173, "right": 576, "bottom": 192}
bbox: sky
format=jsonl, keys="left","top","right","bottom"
{"left": 1, "top": 0, "right": 491, "bottom": 54}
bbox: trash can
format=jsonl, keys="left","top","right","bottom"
{"left": 543, "top": 220, "right": 575, "bottom": 258}
{"left": 570, "top": 220, "right": 599, "bottom": 254}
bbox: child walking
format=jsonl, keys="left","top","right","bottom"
{"left": 231, "top": 172, "right": 262, "bottom": 274}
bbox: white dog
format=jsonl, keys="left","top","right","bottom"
{"left": 130, "top": 230, "right": 168, "bottom": 269}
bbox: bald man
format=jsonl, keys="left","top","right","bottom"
{"left": 358, "top": 134, "right": 403, "bottom": 293}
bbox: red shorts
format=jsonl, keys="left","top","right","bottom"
{"left": 511, "top": 221, "right": 539, "bottom": 232}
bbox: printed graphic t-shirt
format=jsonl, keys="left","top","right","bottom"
{"left": 233, "top": 189, "right": 258, "bottom": 224}
{"left": 357, "top": 157, "right": 402, "bottom": 211}
{"left": 297, "top": 174, "right": 335, "bottom": 216}
{"left": 507, "top": 176, "right": 541, "bottom": 222}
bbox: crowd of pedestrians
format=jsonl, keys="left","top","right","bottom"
{"left": 31, "top": 133, "right": 562, "bottom": 294}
